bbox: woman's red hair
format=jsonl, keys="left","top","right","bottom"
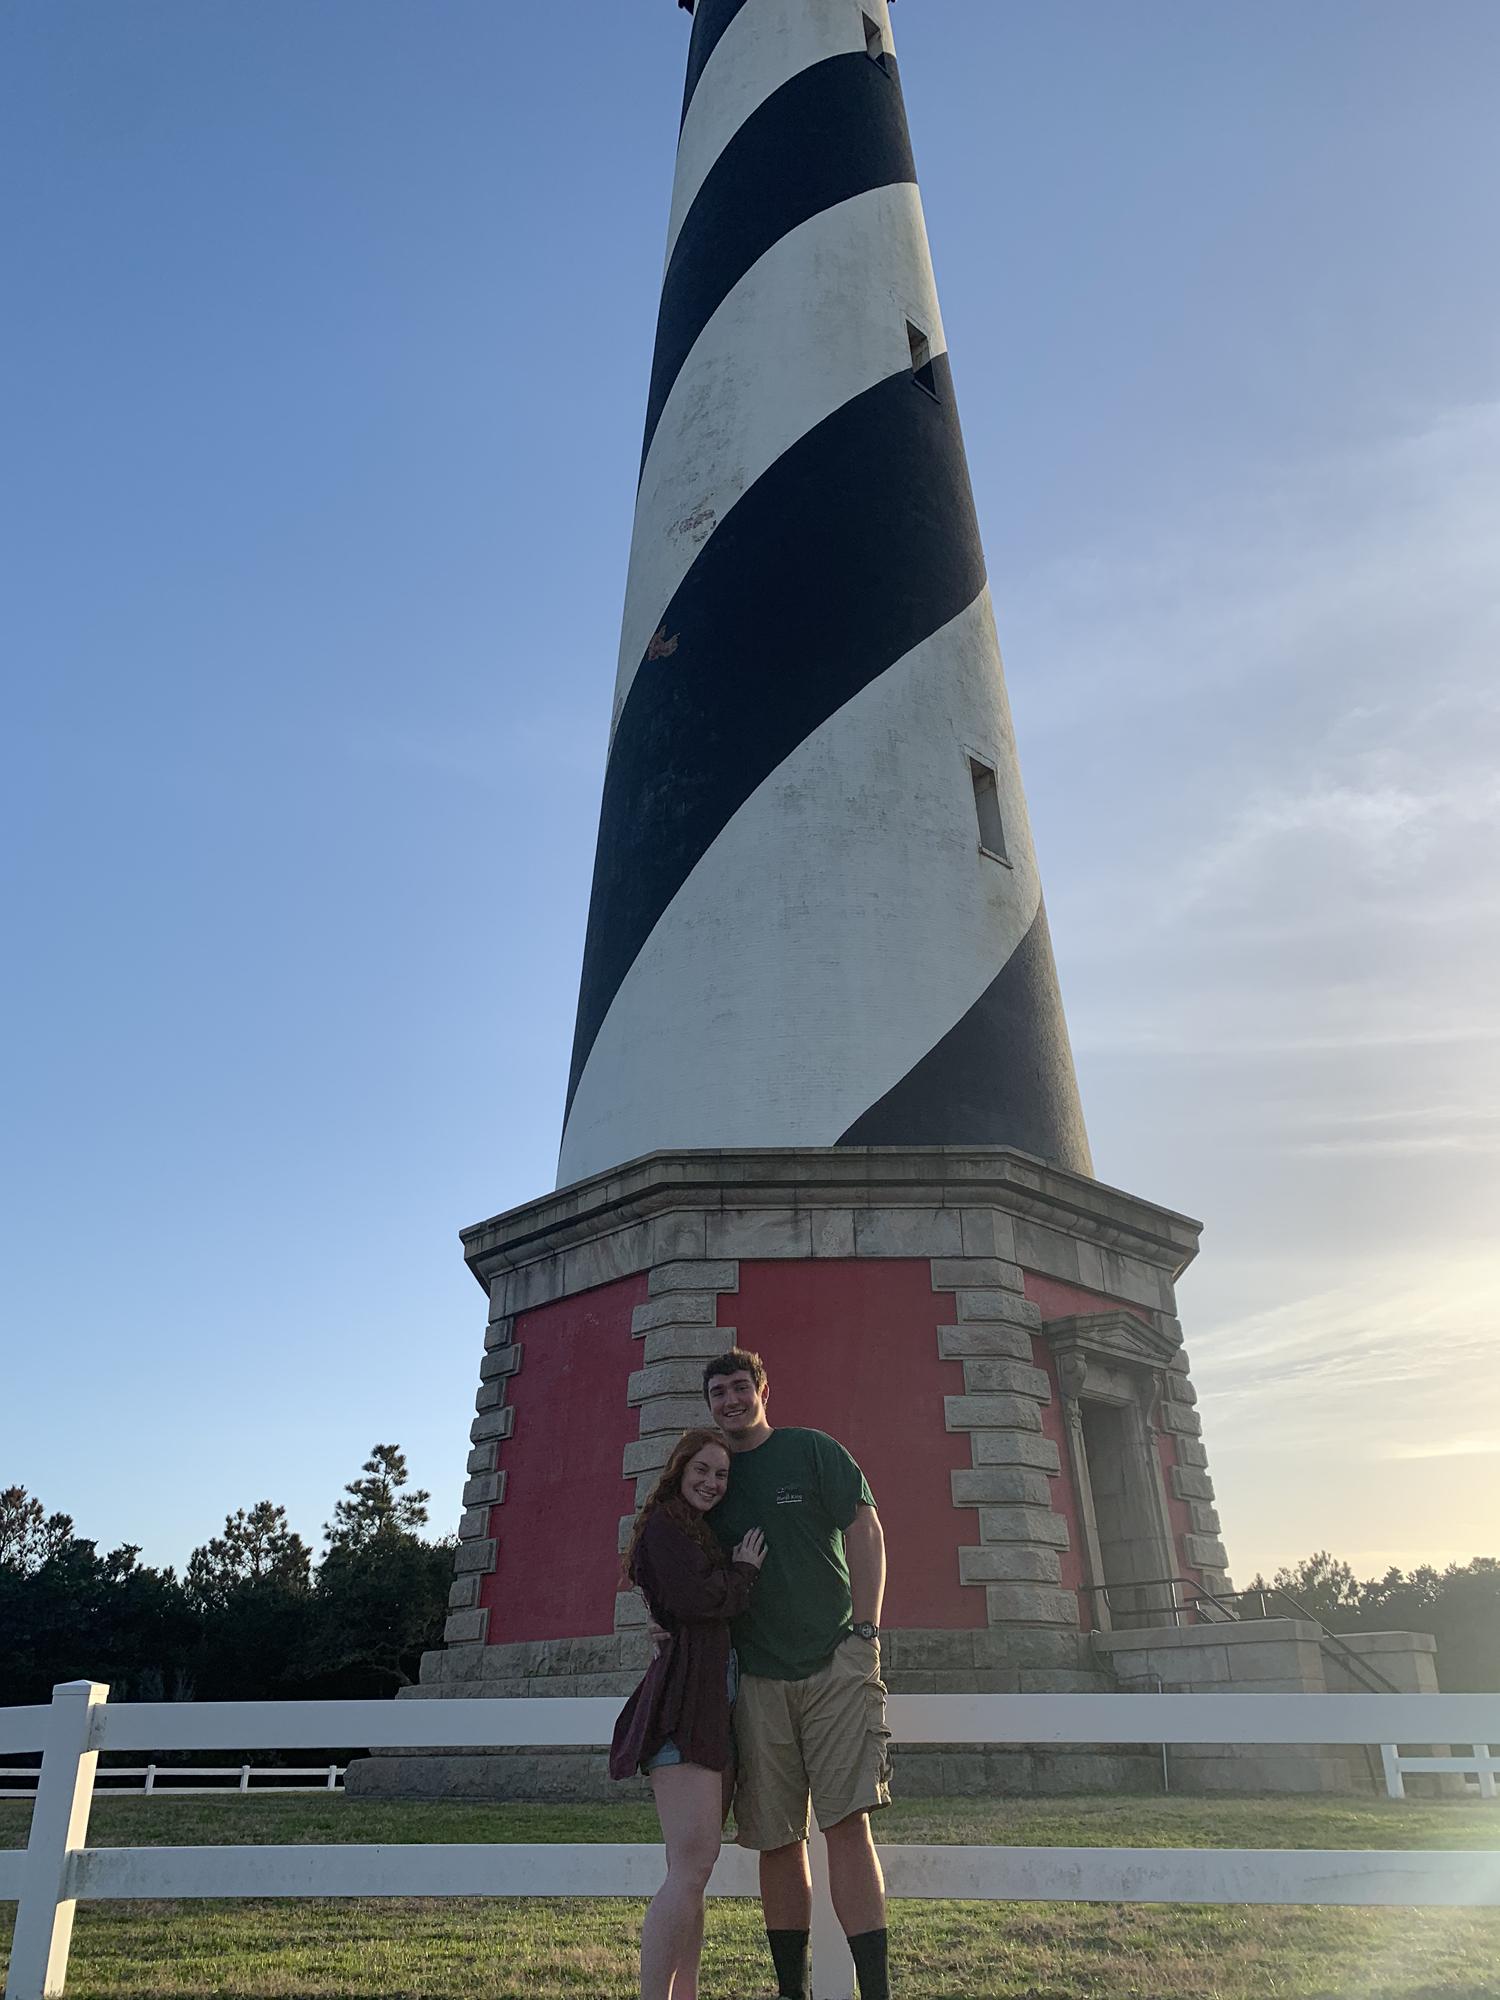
{"left": 621, "top": 1427, "right": 731, "bottom": 1584}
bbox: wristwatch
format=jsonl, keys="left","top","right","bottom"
{"left": 847, "top": 1621, "right": 880, "bottom": 1642}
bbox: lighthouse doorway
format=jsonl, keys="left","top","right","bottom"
{"left": 1077, "top": 1396, "right": 1177, "bottom": 1629}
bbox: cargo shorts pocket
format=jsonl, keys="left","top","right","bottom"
{"left": 806, "top": 1638, "right": 892, "bottom": 1828}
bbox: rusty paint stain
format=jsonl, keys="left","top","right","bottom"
{"left": 647, "top": 624, "right": 680, "bottom": 661}
{"left": 671, "top": 503, "right": 716, "bottom": 544}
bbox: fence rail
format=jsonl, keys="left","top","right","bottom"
{"left": 0, "top": 1767, "right": 345, "bottom": 1800}
{"left": 3, "top": 1681, "right": 1499, "bottom": 2000}
{"left": 9, "top": 1688, "right": 1500, "bottom": 1753}
{"left": 0, "top": 1717, "right": 47, "bottom": 1759}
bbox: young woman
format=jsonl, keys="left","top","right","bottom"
{"left": 610, "top": 1427, "right": 766, "bottom": 2000}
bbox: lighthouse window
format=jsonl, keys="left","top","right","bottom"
{"left": 970, "top": 757, "right": 1010, "bottom": 862}
{"left": 906, "top": 319, "right": 938, "bottom": 399}
{"left": 862, "top": 13, "right": 887, "bottom": 68}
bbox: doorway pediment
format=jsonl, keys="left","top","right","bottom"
{"left": 1043, "top": 1310, "right": 1180, "bottom": 1376}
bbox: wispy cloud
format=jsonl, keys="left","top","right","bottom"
{"left": 1293, "top": 1104, "right": 1500, "bottom": 1130}
{"left": 1177, "top": 768, "right": 1500, "bottom": 919}
{"left": 1072, "top": 1022, "right": 1500, "bottom": 1060}
{"left": 1280, "top": 1101, "right": 1500, "bottom": 1158}
{"left": 1008, "top": 398, "right": 1500, "bottom": 728}
{"left": 1191, "top": 1260, "right": 1500, "bottom": 1466}
{"left": 1291, "top": 1133, "right": 1500, "bottom": 1159}
{"left": 1387, "top": 1437, "right": 1500, "bottom": 1463}
{"left": 1029, "top": 408, "right": 1500, "bottom": 1259}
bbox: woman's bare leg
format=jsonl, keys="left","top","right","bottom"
{"left": 642, "top": 1762, "right": 723, "bottom": 2000}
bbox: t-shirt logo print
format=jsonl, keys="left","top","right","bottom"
{"left": 775, "top": 1486, "right": 805, "bottom": 1506}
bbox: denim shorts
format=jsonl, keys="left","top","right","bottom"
{"left": 644, "top": 1650, "right": 740, "bottom": 1773}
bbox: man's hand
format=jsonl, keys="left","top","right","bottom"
{"left": 647, "top": 1615, "right": 669, "bottom": 1654}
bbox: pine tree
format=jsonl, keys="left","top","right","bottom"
{"left": 0, "top": 1486, "right": 76, "bottom": 1573}
{"left": 185, "top": 1502, "right": 312, "bottom": 1610}
{"left": 323, "top": 1444, "right": 430, "bottom": 1551}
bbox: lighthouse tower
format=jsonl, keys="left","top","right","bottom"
{"left": 366, "top": 1, "right": 1239, "bottom": 1799}
{"left": 560, "top": 0, "right": 1090, "bottom": 1188}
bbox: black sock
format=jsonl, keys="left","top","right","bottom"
{"left": 766, "top": 1926, "right": 811, "bottom": 2000}
{"left": 848, "top": 1926, "right": 890, "bottom": 2000}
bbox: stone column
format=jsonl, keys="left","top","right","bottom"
{"left": 940, "top": 1256, "right": 1080, "bottom": 1651}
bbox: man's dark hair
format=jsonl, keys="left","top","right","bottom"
{"left": 702, "top": 1347, "right": 767, "bottom": 1398}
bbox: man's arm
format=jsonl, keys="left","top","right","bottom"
{"left": 845, "top": 1503, "right": 886, "bottom": 1628}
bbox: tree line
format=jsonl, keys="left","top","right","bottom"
{"left": 4, "top": 1462, "right": 1495, "bottom": 1703}
{"left": 0, "top": 1445, "right": 453, "bottom": 1708}
{"left": 1242, "top": 1551, "right": 1500, "bottom": 1689}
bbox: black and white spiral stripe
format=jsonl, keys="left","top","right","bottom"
{"left": 558, "top": 0, "right": 1092, "bottom": 1188}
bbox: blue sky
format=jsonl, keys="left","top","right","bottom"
{"left": 3, "top": 1, "right": 1496, "bottom": 1584}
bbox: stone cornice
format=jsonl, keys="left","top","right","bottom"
{"left": 460, "top": 1147, "right": 1202, "bottom": 1290}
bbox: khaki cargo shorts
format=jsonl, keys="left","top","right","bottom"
{"left": 732, "top": 1636, "right": 892, "bottom": 1850}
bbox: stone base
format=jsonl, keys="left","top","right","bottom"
{"left": 345, "top": 1627, "right": 1124, "bottom": 1801}
{"left": 392, "top": 1145, "right": 1262, "bottom": 1802}
{"left": 345, "top": 1744, "right": 1160, "bottom": 1804}
{"left": 890, "top": 1743, "right": 1160, "bottom": 1797}
{"left": 347, "top": 1749, "right": 645, "bottom": 1805}
{"left": 349, "top": 1614, "right": 1444, "bottom": 1801}
{"left": 1160, "top": 1743, "right": 1368, "bottom": 1795}
{"left": 1092, "top": 1618, "right": 1442, "bottom": 1795}
{"left": 445, "top": 1149, "right": 1227, "bottom": 1653}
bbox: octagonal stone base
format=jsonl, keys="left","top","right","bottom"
{"left": 351, "top": 1146, "right": 1262, "bottom": 1800}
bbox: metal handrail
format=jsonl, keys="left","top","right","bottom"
{"left": 1082, "top": 1574, "right": 1237, "bottom": 1627}
{"left": 1081, "top": 1576, "right": 1403, "bottom": 1696}
{"left": 1247, "top": 1587, "right": 1402, "bottom": 1696}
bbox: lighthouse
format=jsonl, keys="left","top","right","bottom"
{"left": 362, "top": 0, "right": 1242, "bottom": 1801}
{"left": 560, "top": 0, "right": 1091, "bottom": 1187}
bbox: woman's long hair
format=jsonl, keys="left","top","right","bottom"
{"left": 621, "top": 1427, "right": 731, "bottom": 1586}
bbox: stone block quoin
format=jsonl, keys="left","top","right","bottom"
{"left": 617, "top": 1257, "right": 743, "bottom": 1630}
{"left": 933, "top": 1253, "right": 1080, "bottom": 1635}
{"left": 442, "top": 1292, "right": 524, "bottom": 1644}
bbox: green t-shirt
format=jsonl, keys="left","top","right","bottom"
{"left": 709, "top": 1427, "right": 875, "bottom": 1681}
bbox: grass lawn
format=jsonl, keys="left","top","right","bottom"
{"left": 2, "top": 1793, "right": 1497, "bottom": 1998}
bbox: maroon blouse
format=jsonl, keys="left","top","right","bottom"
{"left": 609, "top": 1509, "right": 757, "bottom": 1779}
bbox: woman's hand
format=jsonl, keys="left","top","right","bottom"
{"left": 733, "top": 1527, "right": 767, "bottom": 1570}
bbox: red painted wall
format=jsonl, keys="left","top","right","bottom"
{"left": 726, "top": 1259, "right": 984, "bottom": 1630}
{"left": 474, "top": 1256, "right": 1200, "bottom": 1651}
{"left": 481, "top": 1272, "right": 645, "bottom": 1645}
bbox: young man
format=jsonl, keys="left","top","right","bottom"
{"left": 702, "top": 1348, "right": 893, "bottom": 2000}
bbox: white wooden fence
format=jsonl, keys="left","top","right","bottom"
{"left": 1381, "top": 1742, "right": 1498, "bottom": 1800}
{"left": 3, "top": 1681, "right": 1498, "bottom": 2000}
{"left": 0, "top": 1765, "right": 345, "bottom": 1800}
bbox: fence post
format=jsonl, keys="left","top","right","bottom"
{"left": 1380, "top": 1744, "right": 1404, "bottom": 1801}
{"left": 1476, "top": 1747, "right": 1496, "bottom": 1802}
{"left": 5, "top": 1680, "right": 109, "bottom": 2000}
{"left": 808, "top": 1831, "right": 853, "bottom": 2000}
